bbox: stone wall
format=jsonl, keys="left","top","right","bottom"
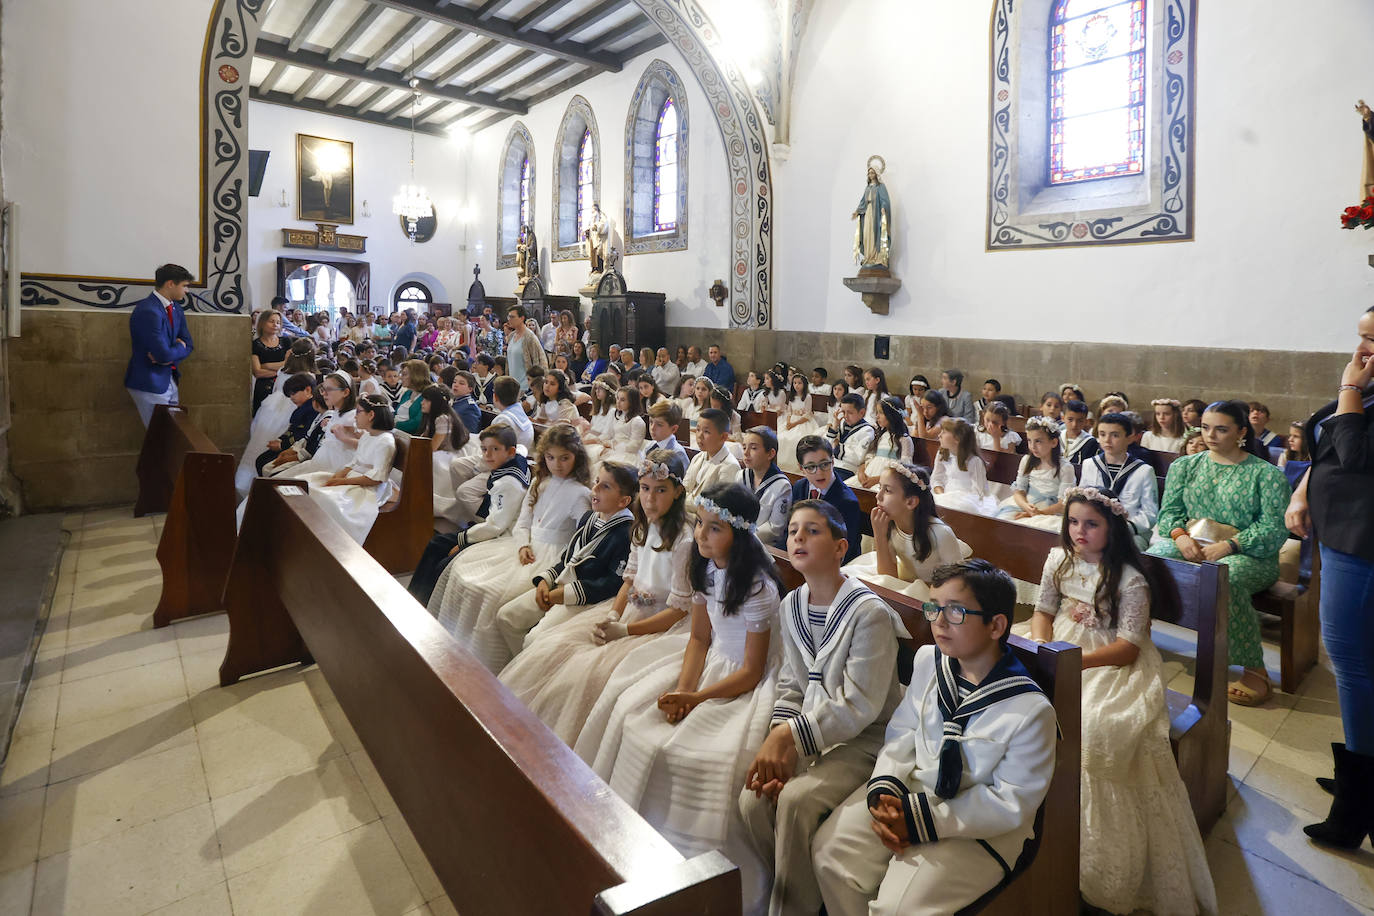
{"left": 8, "top": 307, "right": 251, "bottom": 510}
{"left": 665, "top": 326, "right": 1345, "bottom": 428}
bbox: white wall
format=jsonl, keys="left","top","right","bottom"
{"left": 3, "top": 0, "right": 214, "bottom": 278}
{"left": 464, "top": 45, "right": 731, "bottom": 329}
{"left": 773, "top": 0, "right": 1374, "bottom": 352}
{"left": 247, "top": 100, "right": 471, "bottom": 312}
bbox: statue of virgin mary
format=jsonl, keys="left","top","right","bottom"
{"left": 852, "top": 157, "right": 892, "bottom": 269}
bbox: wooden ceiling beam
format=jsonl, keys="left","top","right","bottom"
{"left": 251, "top": 86, "right": 448, "bottom": 137}
{"left": 288, "top": 0, "right": 334, "bottom": 52}
{"left": 365, "top": 15, "right": 427, "bottom": 70}
{"left": 327, "top": 6, "right": 386, "bottom": 62}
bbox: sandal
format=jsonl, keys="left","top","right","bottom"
{"left": 1227, "top": 672, "right": 1272, "bottom": 707}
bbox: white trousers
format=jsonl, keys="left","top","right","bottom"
{"left": 737, "top": 742, "right": 875, "bottom": 916}
{"left": 812, "top": 784, "right": 1005, "bottom": 916}
{"left": 127, "top": 379, "right": 179, "bottom": 427}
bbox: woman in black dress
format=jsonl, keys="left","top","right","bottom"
{"left": 1286, "top": 305, "right": 1374, "bottom": 849}
{"left": 251, "top": 310, "right": 289, "bottom": 415}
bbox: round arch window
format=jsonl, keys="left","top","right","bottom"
{"left": 394, "top": 281, "right": 433, "bottom": 311}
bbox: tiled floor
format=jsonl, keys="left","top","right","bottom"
{"left": 0, "top": 507, "right": 1370, "bottom": 914}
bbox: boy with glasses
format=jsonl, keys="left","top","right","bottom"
{"left": 784, "top": 436, "right": 862, "bottom": 563}
{"left": 812, "top": 560, "right": 1057, "bottom": 916}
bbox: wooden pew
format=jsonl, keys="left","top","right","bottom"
{"left": 766, "top": 547, "right": 1081, "bottom": 916}
{"left": 780, "top": 476, "right": 1230, "bottom": 831}
{"left": 910, "top": 438, "right": 1022, "bottom": 487}
{"left": 362, "top": 433, "right": 433, "bottom": 574}
{"left": 1254, "top": 538, "right": 1321, "bottom": 694}
{"left": 221, "top": 480, "right": 741, "bottom": 915}
{"left": 137, "top": 405, "right": 237, "bottom": 628}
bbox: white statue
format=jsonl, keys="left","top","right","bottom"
{"left": 583, "top": 204, "right": 612, "bottom": 275}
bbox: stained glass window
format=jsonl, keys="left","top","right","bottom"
{"left": 1049, "top": 0, "right": 1146, "bottom": 184}
{"left": 519, "top": 156, "right": 531, "bottom": 226}
{"left": 653, "top": 99, "right": 679, "bottom": 232}
{"left": 576, "top": 129, "right": 595, "bottom": 237}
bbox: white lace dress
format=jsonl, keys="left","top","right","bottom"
{"left": 932, "top": 453, "right": 998, "bottom": 516}
{"left": 842, "top": 518, "right": 967, "bottom": 600}
{"left": 427, "top": 475, "right": 590, "bottom": 670}
{"left": 432, "top": 416, "right": 481, "bottom": 525}
{"left": 776, "top": 395, "right": 818, "bottom": 472}
{"left": 1034, "top": 549, "right": 1217, "bottom": 916}
{"left": 499, "top": 523, "right": 694, "bottom": 744}
{"left": 296, "top": 431, "right": 396, "bottom": 544}
{"left": 582, "top": 569, "right": 781, "bottom": 915}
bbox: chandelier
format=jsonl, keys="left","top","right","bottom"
{"left": 392, "top": 63, "right": 433, "bottom": 242}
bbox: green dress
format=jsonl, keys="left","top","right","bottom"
{"left": 1147, "top": 451, "right": 1290, "bottom": 669}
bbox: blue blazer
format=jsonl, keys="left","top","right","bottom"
{"left": 124, "top": 293, "right": 194, "bottom": 393}
{"left": 782, "top": 476, "right": 863, "bottom": 563}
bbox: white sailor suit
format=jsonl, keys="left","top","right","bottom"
{"left": 683, "top": 444, "right": 744, "bottom": 516}
{"left": 827, "top": 420, "right": 875, "bottom": 477}
{"left": 813, "top": 644, "right": 1057, "bottom": 916}
{"left": 744, "top": 465, "right": 793, "bottom": 546}
{"left": 739, "top": 577, "right": 906, "bottom": 916}
{"left": 449, "top": 405, "right": 536, "bottom": 525}
{"left": 494, "top": 508, "right": 633, "bottom": 662}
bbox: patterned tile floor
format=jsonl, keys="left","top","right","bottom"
{"left": 0, "top": 507, "right": 1369, "bottom": 914}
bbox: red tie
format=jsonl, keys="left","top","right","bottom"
{"left": 809, "top": 488, "right": 821, "bottom": 500}
{"left": 165, "top": 303, "right": 177, "bottom": 371}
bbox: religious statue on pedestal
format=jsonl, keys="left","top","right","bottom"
{"left": 515, "top": 223, "right": 540, "bottom": 290}
{"left": 583, "top": 204, "right": 612, "bottom": 277}
{"left": 852, "top": 156, "right": 892, "bottom": 270}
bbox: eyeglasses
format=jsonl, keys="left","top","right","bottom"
{"left": 921, "top": 602, "right": 998, "bottom": 625}
{"left": 800, "top": 460, "right": 834, "bottom": 473}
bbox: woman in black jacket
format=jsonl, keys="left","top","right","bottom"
{"left": 1287, "top": 305, "right": 1374, "bottom": 849}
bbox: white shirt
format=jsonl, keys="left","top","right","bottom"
{"left": 684, "top": 359, "right": 709, "bottom": 378}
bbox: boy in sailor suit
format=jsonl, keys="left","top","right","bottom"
{"left": 1060, "top": 399, "right": 1100, "bottom": 469}
{"left": 740, "top": 426, "right": 793, "bottom": 546}
{"left": 1079, "top": 412, "right": 1158, "bottom": 549}
{"left": 494, "top": 463, "right": 637, "bottom": 661}
{"left": 812, "top": 559, "right": 1057, "bottom": 916}
{"left": 826, "top": 394, "right": 875, "bottom": 477}
{"left": 682, "top": 408, "right": 743, "bottom": 518}
{"left": 740, "top": 500, "right": 905, "bottom": 916}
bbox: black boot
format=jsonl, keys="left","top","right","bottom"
{"left": 1304, "top": 745, "right": 1373, "bottom": 849}
{"left": 1315, "top": 742, "right": 1341, "bottom": 795}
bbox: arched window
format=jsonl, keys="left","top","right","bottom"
{"left": 1048, "top": 0, "right": 1146, "bottom": 184}
{"left": 394, "top": 281, "right": 432, "bottom": 311}
{"left": 986, "top": 0, "right": 1196, "bottom": 249}
{"left": 653, "top": 100, "right": 679, "bottom": 231}
{"left": 577, "top": 130, "right": 595, "bottom": 236}
{"left": 552, "top": 96, "right": 601, "bottom": 261}
{"left": 496, "top": 122, "right": 535, "bottom": 269}
{"left": 625, "top": 60, "right": 688, "bottom": 254}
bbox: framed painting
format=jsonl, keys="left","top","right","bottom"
{"left": 296, "top": 133, "right": 354, "bottom": 224}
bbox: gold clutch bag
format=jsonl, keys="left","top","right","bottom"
{"left": 1187, "top": 518, "right": 1239, "bottom": 546}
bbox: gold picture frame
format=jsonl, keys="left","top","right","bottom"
{"left": 296, "top": 133, "right": 354, "bottom": 224}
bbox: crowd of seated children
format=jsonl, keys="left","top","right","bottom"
{"left": 995, "top": 416, "right": 1075, "bottom": 529}
{"left": 855, "top": 397, "right": 914, "bottom": 489}
{"left": 501, "top": 448, "right": 693, "bottom": 743}
{"left": 844, "top": 462, "right": 966, "bottom": 600}
{"left": 294, "top": 393, "right": 397, "bottom": 545}
{"left": 931, "top": 417, "right": 997, "bottom": 516}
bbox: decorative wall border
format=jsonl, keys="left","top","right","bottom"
{"left": 631, "top": 0, "right": 774, "bottom": 329}
{"left": 496, "top": 121, "right": 535, "bottom": 271}
{"left": 623, "top": 60, "right": 690, "bottom": 257}
{"left": 986, "top": 0, "right": 1197, "bottom": 250}
{"left": 19, "top": 0, "right": 260, "bottom": 311}
{"left": 551, "top": 96, "right": 602, "bottom": 262}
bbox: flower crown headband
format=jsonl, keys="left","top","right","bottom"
{"left": 1064, "top": 486, "right": 1128, "bottom": 518}
{"left": 1025, "top": 416, "right": 1059, "bottom": 434}
{"left": 594, "top": 379, "right": 619, "bottom": 395}
{"left": 691, "top": 495, "right": 757, "bottom": 533}
{"left": 885, "top": 461, "right": 929, "bottom": 491}
{"left": 1151, "top": 398, "right": 1182, "bottom": 408}
{"left": 638, "top": 458, "right": 682, "bottom": 484}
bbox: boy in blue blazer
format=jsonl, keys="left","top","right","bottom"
{"left": 124, "top": 264, "right": 195, "bottom": 425}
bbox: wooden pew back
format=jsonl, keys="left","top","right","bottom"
{"left": 137, "top": 405, "right": 237, "bottom": 627}
{"left": 222, "top": 481, "right": 741, "bottom": 915}
{"left": 361, "top": 433, "right": 433, "bottom": 574}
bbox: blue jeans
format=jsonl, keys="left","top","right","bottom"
{"left": 1319, "top": 545, "right": 1374, "bottom": 755}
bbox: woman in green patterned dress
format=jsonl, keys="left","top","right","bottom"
{"left": 1148, "top": 400, "right": 1290, "bottom": 706}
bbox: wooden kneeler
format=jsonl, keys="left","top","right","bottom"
{"left": 136, "top": 405, "right": 238, "bottom": 628}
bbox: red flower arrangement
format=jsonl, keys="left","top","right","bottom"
{"left": 1340, "top": 193, "right": 1374, "bottom": 229}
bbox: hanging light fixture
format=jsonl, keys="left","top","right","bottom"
{"left": 392, "top": 50, "right": 433, "bottom": 243}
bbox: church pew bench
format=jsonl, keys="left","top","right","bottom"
{"left": 766, "top": 546, "right": 1081, "bottom": 916}
{"left": 778, "top": 480, "right": 1230, "bottom": 833}
{"left": 362, "top": 433, "right": 433, "bottom": 575}
{"left": 221, "top": 480, "right": 742, "bottom": 915}
{"left": 910, "top": 438, "right": 1022, "bottom": 487}
{"left": 136, "top": 404, "right": 237, "bottom": 627}
{"left": 1254, "top": 536, "right": 1321, "bottom": 694}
